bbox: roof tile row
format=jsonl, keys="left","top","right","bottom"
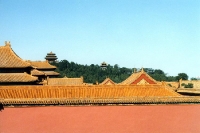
{"left": 0, "top": 73, "right": 38, "bottom": 82}
{"left": 0, "top": 44, "right": 32, "bottom": 68}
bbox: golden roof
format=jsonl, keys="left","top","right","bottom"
{"left": 27, "top": 61, "right": 56, "bottom": 69}
{"left": 120, "top": 68, "right": 158, "bottom": 85}
{"left": 100, "top": 78, "right": 116, "bottom": 85}
{"left": 0, "top": 73, "right": 38, "bottom": 82}
{"left": 31, "top": 69, "right": 45, "bottom": 76}
{"left": 0, "top": 42, "right": 32, "bottom": 68}
{"left": 47, "top": 77, "right": 83, "bottom": 85}
{"left": 43, "top": 71, "right": 59, "bottom": 76}
{"left": 0, "top": 85, "right": 180, "bottom": 99}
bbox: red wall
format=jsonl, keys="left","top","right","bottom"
{"left": 1, "top": 105, "right": 200, "bottom": 133}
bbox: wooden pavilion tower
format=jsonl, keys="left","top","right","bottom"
{"left": 45, "top": 51, "right": 58, "bottom": 63}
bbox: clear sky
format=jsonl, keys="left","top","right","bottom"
{"left": 0, "top": 0, "right": 199, "bottom": 78}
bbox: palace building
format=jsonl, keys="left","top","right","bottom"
{"left": 47, "top": 76, "right": 84, "bottom": 85}
{"left": 120, "top": 68, "right": 158, "bottom": 85}
{"left": 27, "top": 60, "right": 59, "bottom": 78}
{"left": 0, "top": 41, "right": 38, "bottom": 85}
{"left": 0, "top": 41, "right": 199, "bottom": 106}
{"left": 0, "top": 42, "right": 60, "bottom": 85}
{"left": 100, "top": 77, "right": 116, "bottom": 85}
{"left": 27, "top": 61, "right": 60, "bottom": 85}
{"left": 45, "top": 51, "right": 58, "bottom": 63}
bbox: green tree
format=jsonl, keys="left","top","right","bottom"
{"left": 191, "top": 77, "right": 197, "bottom": 80}
{"left": 185, "top": 83, "right": 193, "bottom": 88}
{"left": 52, "top": 60, "right": 189, "bottom": 83}
{"left": 176, "top": 73, "right": 188, "bottom": 80}
{"left": 182, "top": 83, "right": 193, "bottom": 88}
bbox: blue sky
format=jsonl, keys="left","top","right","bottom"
{"left": 0, "top": 0, "right": 199, "bottom": 78}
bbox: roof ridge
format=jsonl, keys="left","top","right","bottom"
{"left": 27, "top": 60, "right": 56, "bottom": 69}
{"left": 142, "top": 71, "right": 158, "bottom": 83}
{"left": 0, "top": 72, "right": 38, "bottom": 82}
{"left": 120, "top": 69, "right": 158, "bottom": 85}
{"left": 120, "top": 71, "right": 140, "bottom": 84}
{"left": 0, "top": 43, "right": 32, "bottom": 68}
{"left": 100, "top": 77, "right": 116, "bottom": 85}
{"left": 31, "top": 69, "right": 45, "bottom": 76}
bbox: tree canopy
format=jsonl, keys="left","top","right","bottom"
{"left": 51, "top": 60, "right": 189, "bottom": 84}
{"left": 176, "top": 73, "right": 189, "bottom": 80}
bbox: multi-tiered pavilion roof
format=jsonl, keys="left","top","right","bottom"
{"left": 0, "top": 42, "right": 32, "bottom": 68}
{"left": 45, "top": 51, "right": 58, "bottom": 63}
{"left": 0, "top": 42, "right": 38, "bottom": 84}
{"left": 27, "top": 61, "right": 59, "bottom": 77}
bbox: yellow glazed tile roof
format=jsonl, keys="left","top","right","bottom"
{"left": 0, "top": 42, "right": 32, "bottom": 68}
{"left": 31, "top": 69, "right": 45, "bottom": 76}
{"left": 0, "top": 73, "right": 38, "bottom": 82}
{"left": 0, "top": 85, "right": 180, "bottom": 99}
{"left": 100, "top": 78, "right": 116, "bottom": 85}
{"left": 43, "top": 71, "right": 59, "bottom": 76}
{"left": 120, "top": 69, "right": 158, "bottom": 85}
{"left": 27, "top": 61, "right": 56, "bottom": 69}
{"left": 47, "top": 77, "right": 83, "bottom": 85}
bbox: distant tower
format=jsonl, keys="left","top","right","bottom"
{"left": 100, "top": 61, "right": 107, "bottom": 70}
{"left": 45, "top": 51, "right": 58, "bottom": 63}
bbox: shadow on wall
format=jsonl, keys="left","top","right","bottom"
{"left": 0, "top": 103, "right": 4, "bottom": 112}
